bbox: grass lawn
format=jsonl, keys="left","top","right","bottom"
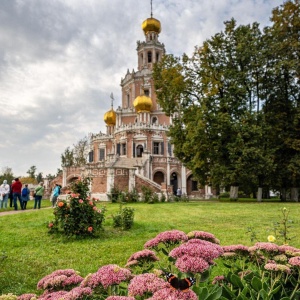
{"left": 0, "top": 199, "right": 299, "bottom": 295}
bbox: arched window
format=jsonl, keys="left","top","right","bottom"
{"left": 153, "top": 171, "right": 165, "bottom": 185}
{"left": 136, "top": 145, "right": 144, "bottom": 157}
{"left": 152, "top": 117, "right": 157, "bottom": 124}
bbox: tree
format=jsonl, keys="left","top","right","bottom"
{"left": 27, "top": 166, "right": 37, "bottom": 179}
{"left": 0, "top": 166, "right": 14, "bottom": 184}
{"left": 262, "top": 0, "right": 300, "bottom": 201}
{"left": 61, "top": 136, "right": 89, "bottom": 167}
{"left": 36, "top": 172, "right": 43, "bottom": 183}
{"left": 154, "top": 19, "right": 275, "bottom": 200}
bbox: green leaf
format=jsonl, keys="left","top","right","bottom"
{"left": 251, "top": 276, "right": 262, "bottom": 292}
{"left": 196, "top": 287, "right": 209, "bottom": 300}
{"left": 206, "top": 286, "right": 223, "bottom": 300}
{"left": 259, "top": 289, "right": 269, "bottom": 300}
{"left": 230, "top": 273, "right": 244, "bottom": 289}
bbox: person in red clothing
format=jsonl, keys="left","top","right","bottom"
{"left": 12, "top": 178, "right": 23, "bottom": 210}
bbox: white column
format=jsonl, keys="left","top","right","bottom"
{"left": 181, "top": 166, "right": 187, "bottom": 195}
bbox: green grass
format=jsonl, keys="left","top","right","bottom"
{"left": 0, "top": 199, "right": 299, "bottom": 295}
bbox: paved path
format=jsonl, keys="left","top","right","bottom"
{"left": 0, "top": 207, "right": 52, "bottom": 216}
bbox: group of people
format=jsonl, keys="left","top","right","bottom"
{"left": 0, "top": 178, "right": 45, "bottom": 210}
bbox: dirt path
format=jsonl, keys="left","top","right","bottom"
{"left": 0, "top": 207, "right": 52, "bottom": 216}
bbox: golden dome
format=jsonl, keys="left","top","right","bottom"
{"left": 142, "top": 17, "right": 161, "bottom": 34}
{"left": 104, "top": 109, "right": 116, "bottom": 126}
{"left": 133, "top": 95, "right": 153, "bottom": 113}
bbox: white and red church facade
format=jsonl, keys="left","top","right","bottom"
{"left": 60, "top": 14, "right": 213, "bottom": 200}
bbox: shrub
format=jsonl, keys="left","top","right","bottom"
{"left": 48, "top": 177, "right": 106, "bottom": 238}
{"left": 141, "top": 186, "right": 153, "bottom": 203}
{"left": 108, "top": 186, "right": 122, "bottom": 203}
{"left": 112, "top": 204, "right": 135, "bottom": 230}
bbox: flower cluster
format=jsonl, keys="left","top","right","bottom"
{"left": 106, "top": 297, "right": 135, "bottom": 300}
{"left": 264, "top": 262, "right": 291, "bottom": 274}
{"left": 128, "top": 273, "right": 168, "bottom": 297}
{"left": 187, "top": 230, "right": 220, "bottom": 244}
{"left": 146, "top": 287, "right": 198, "bottom": 300}
{"left": 126, "top": 249, "right": 159, "bottom": 267}
{"left": 80, "top": 265, "right": 131, "bottom": 289}
{"left": 144, "top": 230, "right": 188, "bottom": 249}
{"left": 37, "top": 269, "right": 83, "bottom": 291}
{"left": 169, "top": 239, "right": 223, "bottom": 273}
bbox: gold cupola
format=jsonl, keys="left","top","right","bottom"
{"left": 142, "top": 17, "right": 161, "bottom": 35}
{"left": 133, "top": 94, "right": 153, "bottom": 113}
{"left": 104, "top": 93, "right": 116, "bottom": 126}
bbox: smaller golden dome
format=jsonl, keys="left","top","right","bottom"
{"left": 104, "top": 109, "right": 116, "bottom": 126}
{"left": 133, "top": 95, "right": 153, "bottom": 113}
{"left": 142, "top": 17, "right": 161, "bottom": 34}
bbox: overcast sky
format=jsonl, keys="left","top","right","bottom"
{"left": 0, "top": 0, "right": 284, "bottom": 178}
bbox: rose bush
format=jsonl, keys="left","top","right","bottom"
{"left": 48, "top": 177, "right": 106, "bottom": 238}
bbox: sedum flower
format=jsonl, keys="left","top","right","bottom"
{"left": 128, "top": 273, "right": 168, "bottom": 297}
{"left": 147, "top": 287, "right": 198, "bottom": 300}
{"left": 106, "top": 297, "right": 135, "bottom": 300}
{"left": 187, "top": 230, "right": 220, "bottom": 244}
{"left": 0, "top": 294, "right": 18, "bottom": 300}
{"left": 39, "top": 291, "right": 68, "bottom": 300}
{"left": 127, "top": 249, "right": 159, "bottom": 265}
{"left": 17, "top": 294, "right": 36, "bottom": 300}
{"left": 61, "top": 287, "right": 92, "bottom": 300}
{"left": 264, "top": 262, "right": 291, "bottom": 274}
{"left": 267, "top": 235, "right": 276, "bottom": 243}
{"left": 37, "top": 269, "right": 83, "bottom": 291}
{"left": 223, "top": 244, "right": 249, "bottom": 256}
{"left": 144, "top": 230, "right": 188, "bottom": 249}
{"left": 80, "top": 264, "right": 131, "bottom": 289}
{"left": 288, "top": 256, "right": 300, "bottom": 267}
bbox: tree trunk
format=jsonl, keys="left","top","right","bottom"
{"left": 257, "top": 187, "right": 263, "bottom": 202}
{"left": 291, "top": 187, "right": 299, "bottom": 202}
{"left": 280, "top": 188, "right": 287, "bottom": 202}
{"left": 230, "top": 186, "right": 239, "bottom": 200}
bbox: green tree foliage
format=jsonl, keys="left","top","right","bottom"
{"left": 153, "top": 1, "right": 299, "bottom": 200}
{"left": 61, "top": 136, "right": 89, "bottom": 168}
{"left": 26, "top": 165, "right": 37, "bottom": 179}
{"left": 0, "top": 167, "right": 14, "bottom": 184}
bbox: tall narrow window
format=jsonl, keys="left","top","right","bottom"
{"left": 99, "top": 149, "right": 105, "bottom": 161}
{"left": 148, "top": 51, "right": 152, "bottom": 63}
{"left": 144, "top": 89, "right": 149, "bottom": 96}
{"left": 122, "top": 143, "right": 126, "bottom": 155}
{"left": 88, "top": 150, "right": 94, "bottom": 162}
{"left": 127, "top": 94, "right": 130, "bottom": 107}
{"left": 156, "top": 52, "right": 160, "bottom": 62}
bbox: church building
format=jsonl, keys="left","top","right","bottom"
{"left": 61, "top": 13, "right": 212, "bottom": 200}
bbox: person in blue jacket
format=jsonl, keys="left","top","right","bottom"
{"left": 21, "top": 184, "right": 30, "bottom": 209}
{"left": 51, "top": 184, "right": 61, "bottom": 208}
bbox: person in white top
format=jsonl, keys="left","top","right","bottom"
{"left": 0, "top": 180, "right": 10, "bottom": 209}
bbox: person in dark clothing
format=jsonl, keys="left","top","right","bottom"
{"left": 21, "top": 184, "right": 30, "bottom": 209}
{"left": 12, "top": 178, "right": 23, "bottom": 210}
{"left": 9, "top": 180, "right": 15, "bottom": 207}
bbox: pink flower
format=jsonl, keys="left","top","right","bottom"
{"left": 212, "top": 275, "right": 225, "bottom": 285}
{"left": 279, "top": 245, "right": 300, "bottom": 254}
{"left": 147, "top": 287, "right": 198, "bottom": 300}
{"left": 78, "top": 199, "right": 83, "bottom": 204}
{"left": 128, "top": 273, "right": 168, "bottom": 296}
{"left": 264, "top": 262, "right": 291, "bottom": 274}
{"left": 289, "top": 256, "right": 300, "bottom": 267}
{"left": 250, "top": 242, "right": 279, "bottom": 254}
{"left": 87, "top": 227, "right": 93, "bottom": 232}
{"left": 80, "top": 264, "right": 131, "bottom": 289}
{"left": 187, "top": 230, "right": 220, "bottom": 244}
{"left": 175, "top": 255, "right": 210, "bottom": 273}
{"left": 89, "top": 201, "right": 93, "bottom": 206}
{"left": 61, "top": 287, "right": 92, "bottom": 300}
{"left": 93, "top": 206, "right": 97, "bottom": 211}
{"left": 127, "top": 249, "right": 159, "bottom": 265}
{"left": 39, "top": 290, "right": 68, "bottom": 300}
{"left": 144, "top": 230, "right": 188, "bottom": 249}
{"left": 37, "top": 269, "right": 83, "bottom": 291}
{"left": 48, "top": 223, "right": 54, "bottom": 228}
{"left": 222, "top": 244, "right": 249, "bottom": 256}
{"left": 106, "top": 297, "right": 135, "bottom": 300}
{"left": 17, "top": 294, "right": 37, "bottom": 300}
